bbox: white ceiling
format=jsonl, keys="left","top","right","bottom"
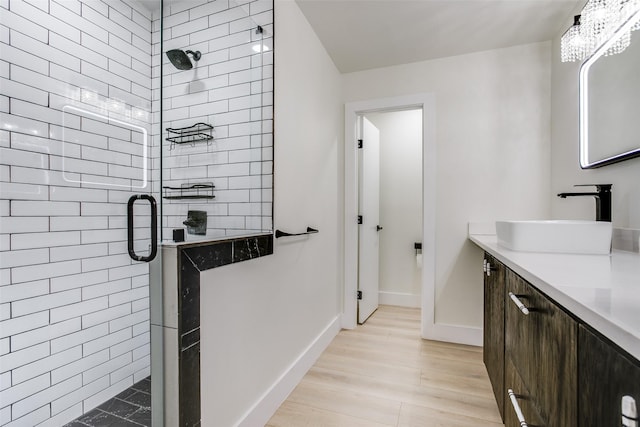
{"left": 295, "top": 0, "right": 582, "bottom": 73}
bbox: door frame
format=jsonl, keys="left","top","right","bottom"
{"left": 343, "top": 93, "right": 436, "bottom": 338}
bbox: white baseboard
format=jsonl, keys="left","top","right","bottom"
{"left": 379, "top": 291, "right": 421, "bottom": 308}
{"left": 236, "top": 316, "right": 341, "bottom": 427}
{"left": 422, "top": 322, "right": 483, "bottom": 347}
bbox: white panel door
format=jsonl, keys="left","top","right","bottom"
{"left": 358, "top": 116, "right": 381, "bottom": 324}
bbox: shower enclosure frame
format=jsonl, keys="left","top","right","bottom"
{"left": 0, "top": 0, "right": 273, "bottom": 424}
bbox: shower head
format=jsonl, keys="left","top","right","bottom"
{"left": 166, "top": 49, "right": 201, "bottom": 70}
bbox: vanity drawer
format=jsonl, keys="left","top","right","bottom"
{"left": 505, "top": 270, "right": 578, "bottom": 427}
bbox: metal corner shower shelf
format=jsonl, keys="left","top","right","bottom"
{"left": 165, "top": 122, "right": 213, "bottom": 150}
{"left": 162, "top": 182, "right": 215, "bottom": 200}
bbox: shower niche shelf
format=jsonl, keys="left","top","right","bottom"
{"left": 166, "top": 122, "right": 213, "bottom": 150}
{"left": 162, "top": 182, "right": 215, "bottom": 200}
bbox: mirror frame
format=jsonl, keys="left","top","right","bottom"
{"left": 579, "top": 9, "right": 640, "bottom": 168}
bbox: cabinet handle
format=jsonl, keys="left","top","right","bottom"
{"left": 508, "top": 389, "right": 529, "bottom": 427}
{"left": 509, "top": 292, "right": 530, "bottom": 315}
{"left": 486, "top": 262, "right": 497, "bottom": 277}
{"left": 622, "top": 395, "right": 638, "bottom": 427}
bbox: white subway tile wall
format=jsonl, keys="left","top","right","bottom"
{"left": 160, "top": 0, "right": 273, "bottom": 239}
{"left": 0, "top": 0, "right": 154, "bottom": 425}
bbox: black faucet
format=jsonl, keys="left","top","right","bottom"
{"left": 557, "top": 184, "right": 612, "bottom": 222}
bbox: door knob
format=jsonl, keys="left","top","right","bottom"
{"left": 376, "top": 225, "right": 383, "bottom": 231}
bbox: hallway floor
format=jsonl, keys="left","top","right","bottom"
{"left": 267, "top": 305, "right": 504, "bottom": 427}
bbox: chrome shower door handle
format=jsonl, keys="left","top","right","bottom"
{"left": 127, "top": 194, "right": 158, "bottom": 262}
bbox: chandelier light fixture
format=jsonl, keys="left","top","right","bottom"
{"left": 561, "top": 15, "right": 588, "bottom": 62}
{"left": 560, "top": 0, "right": 640, "bottom": 62}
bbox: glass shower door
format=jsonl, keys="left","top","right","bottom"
{"left": 0, "top": 0, "right": 160, "bottom": 425}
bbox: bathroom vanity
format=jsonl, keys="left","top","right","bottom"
{"left": 470, "top": 233, "right": 640, "bottom": 427}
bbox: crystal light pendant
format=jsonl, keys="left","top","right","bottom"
{"left": 605, "top": 28, "right": 631, "bottom": 55}
{"left": 582, "top": 0, "right": 616, "bottom": 51}
{"left": 561, "top": 15, "right": 588, "bottom": 62}
{"left": 560, "top": 0, "right": 640, "bottom": 61}
{"left": 604, "top": 0, "right": 638, "bottom": 54}
{"left": 620, "top": 0, "right": 640, "bottom": 30}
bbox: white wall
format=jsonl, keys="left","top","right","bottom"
{"left": 550, "top": 21, "right": 640, "bottom": 228}
{"left": 199, "top": 1, "right": 343, "bottom": 425}
{"left": 366, "top": 110, "right": 422, "bottom": 307}
{"left": 343, "top": 42, "right": 552, "bottom": 328}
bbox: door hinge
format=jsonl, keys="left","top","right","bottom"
{"left": 357, "top": 215, "right": 363, "bottom": 224}
{"left": 357, "top": 290, "right": 363, "bottom": 300}
{"left": 357, "top": 139, "right": 363, "bottom": 149}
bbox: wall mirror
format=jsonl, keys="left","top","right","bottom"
{"left": 580, "top": 9, "right": 640, "bottom": 168}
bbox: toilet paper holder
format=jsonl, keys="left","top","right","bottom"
{"left": 415, "top": 242, "right": 422, "bottom": 255}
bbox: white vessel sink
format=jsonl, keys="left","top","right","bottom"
{"left": 496, "top": 220, "right": 612, "bottom": 255}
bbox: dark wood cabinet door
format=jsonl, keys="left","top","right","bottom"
{"left": 504, "top": 356, "right": 545, "bottom": 427}
{"left": 505, "top": 271, "right": 578, "bottom": 427}
{"left": 579, "top": 325, "right": 640, "bottom": 427}
{"left": 483, "top": 253, "right": 506, "bottom": 420}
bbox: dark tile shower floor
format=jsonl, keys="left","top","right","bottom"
{"left": 64, "top": 377, "right": 151, "bottom": 427}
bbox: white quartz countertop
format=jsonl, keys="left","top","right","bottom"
{"left": 469, "top": 234, "right": 640, "bottom": 361}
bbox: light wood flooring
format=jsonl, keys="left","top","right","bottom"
{"left": 267, "top": 305, "right": 504, "bottom": 427}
